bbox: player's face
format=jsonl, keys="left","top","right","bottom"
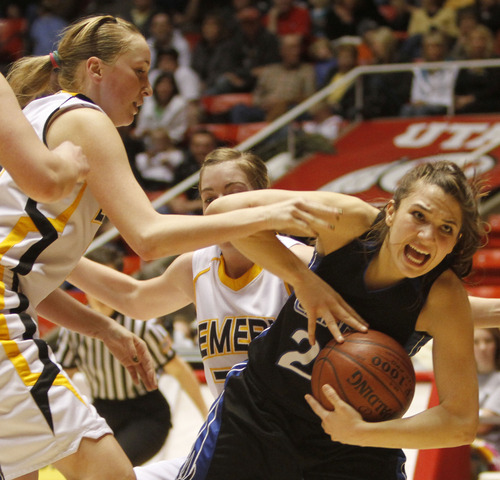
{"left": 474, "top": 329, "right": 497, "bottom": 374}
{"left": 382, "top": 182, "right": 462, "bottom": 280}
{"left": 97, "top": 34, "right": 152, "bottom": 127}
{"left": 200, "top": 162, "right": 253, "bottom": 214}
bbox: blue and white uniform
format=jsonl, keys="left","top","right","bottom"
{"left": 0, "top": 92, "right": 110, "bottom": 479}
{"left": 177, "top": 226, "right": 450, "bottom": 480}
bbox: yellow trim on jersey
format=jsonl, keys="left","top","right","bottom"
{"left": 0, "top": 184, "right": 86, "bottom": 261}
{"left": 218, "top": 255, "right": 263, "bottom": 291}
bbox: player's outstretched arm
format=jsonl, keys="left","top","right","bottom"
{"left": 47, "top": 108, "right": 336, "bottom": 259}
{"left": 67, "top": 254, "right": 195, "bottom": 320}
{"left": 469, "top": 295, "right": 500, "bottom": 328}
{"left": 206, "top": 190, "right": 376, "bottom": 344}
{"left": 37, "top": 288, "right": 157, "bottom": 390}
{"left": 0, "top": 74, "right": 89, "bottom": 202}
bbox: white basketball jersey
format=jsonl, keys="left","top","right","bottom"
{"left": 0, "top": 92, "right": 109, "bottom": 480}
{"left": 192, "top": 236, "right": 300, "bottom": 397}
{"left": 0, "top": 92, "right": 104, "bottom": 316}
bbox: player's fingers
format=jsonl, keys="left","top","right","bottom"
{"left": 322, "top": 384, "right": 341, "bottom": 408}
{"left": 136, "top": 344, "right": 158, "bottom": 390}
{"left": 329, "top": 300, "right": 369, "bottom": 332}
{"left": 304, "top": 394, "right": 329, "bottom": 420}
{"left": 137, "top": 361, "right": 158, "bottom": 391}
{"left": 126, "top": 365, "right": 139, "bottom": 385}
{"left": 308, "top": 314, "right": 317, "bottom": 345}
{"left": 320, "top": 311, "right": 344, "bottom": 344}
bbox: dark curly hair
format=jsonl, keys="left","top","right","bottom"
{"left": 366, "top": 160, "right": 487, "bottom": 279}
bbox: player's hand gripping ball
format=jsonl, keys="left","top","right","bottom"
{"left": 311, "top": 330, "right": 416, "bottom": 422}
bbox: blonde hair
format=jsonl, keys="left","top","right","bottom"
{"left": 465, "top": 24, "right": 495, "bottom": 59}
{"left": 199, "top": 148, "right": 270, "bottom": 191}
{"left": 7, "top": 15, "right": 141, "bottom": 107}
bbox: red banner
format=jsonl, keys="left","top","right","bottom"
{"left": 274, "top": 116, "right": 500, "bottom": 204}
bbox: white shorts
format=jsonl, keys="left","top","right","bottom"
{"left": 0, "top": 337, "right": 112, "bottom": 479}
{"left": 134, "top": 457, "right": 187, "bottom": 480}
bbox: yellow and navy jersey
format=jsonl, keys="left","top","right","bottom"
{"left": 192, "top": 236, "right": 301, "bottom": 398}
{"left": 0, "top": 92, "right": 104, "bottom": 315}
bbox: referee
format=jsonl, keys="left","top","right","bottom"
{"left": 54, "top": 246, "right": 208, "bottom": 466}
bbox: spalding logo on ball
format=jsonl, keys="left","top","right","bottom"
{"left": 311, "top": 329, "right": 416, "bottom": 422}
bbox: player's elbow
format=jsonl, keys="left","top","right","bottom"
{"left": 26, "top": 176, "right": 67, "bottom": 203}
{"left": 453, "top": 412, "right": 479, "bottom": 445}
{"left": 126, "top": 229, "right": 162, "bottom": 261}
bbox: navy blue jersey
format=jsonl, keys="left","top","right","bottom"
{"left": 244, "top": 229, "right": 451, "bottom": 420}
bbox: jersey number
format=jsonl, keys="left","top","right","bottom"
{"left": 276, "top": 329, "right": 320, "bottom": 380}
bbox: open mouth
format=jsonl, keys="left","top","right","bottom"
{"left": 404, "top": 244, "right": 430, "bottom": 266}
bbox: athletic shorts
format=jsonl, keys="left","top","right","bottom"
{"left": 0, "top": 331, "right": 112, "bottom": 479}
{"left": 177, "top": 369, "right": 408, "bottom": 480}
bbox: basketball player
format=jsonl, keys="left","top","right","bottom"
{"left": 67, "top": 148, "right": 313, "bottom": 399}
{"left": 173, "top": 160, "right": 483, "bottom": 480}
{"left": 0, "top": 73, "right": 88, "bottom": 202}
{"left": 1, "top": 14, "right": 365, "bottom": 480}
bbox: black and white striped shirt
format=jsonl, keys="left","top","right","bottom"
{"left": 55, "top": 312, "right": 175, "bottom": 400}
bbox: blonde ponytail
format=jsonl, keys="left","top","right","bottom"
{"left": 7, "top": 55, "right": 54, "bottom": 108}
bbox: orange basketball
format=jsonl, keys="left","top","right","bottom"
{"left": 311, "top": 330, "right": 416, "bottom": 422}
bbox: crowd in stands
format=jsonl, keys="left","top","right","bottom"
{"left": 1, "top": 0, "right": 500, "bottom": 209}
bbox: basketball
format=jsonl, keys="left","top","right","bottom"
{"left": 311, "top": 329, "right": 416, "bottom": 422}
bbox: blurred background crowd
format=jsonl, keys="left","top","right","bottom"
{"left": 1, "top": 0, "right": 500, "bottom": 210}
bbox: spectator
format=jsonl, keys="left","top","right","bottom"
{"left": 190, "top": 12, "right": 231, "bottom": 95}
{"left": 0, "top": 2, "right": 27, "bottom": 70}
{"left": 149, "top": 48, "right": 201, "bottom": 102}
{"left": 474, "top": 0, "right": 500, "bottom": 37}
{"left": 407, "top": 0, "right": 459, "bottom": 39}
{"left": 449, "top": 6, "right": 480, "bottom": 59}
{"left": 400, "top": 29, "right": 458, "bottom": 117}
{"left": 382, "top": 0, "right": 412, "bottom": 33}
{"left": 203, "top": 7, "right": 281, "bottom": 95}
{"left": 168, "top": 129, "right": 219, "bottom": 214}
{"left": 454, "top": 24, "right": 500, "bottom": 114}
{"left": 309, "top": 0, "right": 334, "bottom": 38}
{"left": 166, "top": 0, "right": 229, "bottom": 32}
{"left": 361, "top": 26, "right": 412, "bottom": 118}
{"left": 135, "top": 72, "right": 189, "bottom": 146}
{"left": 308, "top": 36, "right": 338, "bottom": 88}
{"left": 28, "top": 0, "right": 68, "bottom": 55}
{"left": 323, "top": 0, "right": 388, "bottom": 41}
{"left": 471, "top": 328, "right": 500, "bottom": 477}
{"left": 302, "top": 101, "right": 344, "bottom": 141}
{"left": 264, "top": 0, "right": 312, "bottom": 43}
{"left": 117, "top": 123, "right": 147, "bottom": 187}
{"left": 149, "top": 47, "right": 202, "bottom": 127}
{"left": 134, "top": 127, "right": 184, "bottom": 191}
{"left": 207, "top": 0, "right": 258, "bottom": 35}
{"left": 230, "top": 33, "right": 316, "bottom": 123}
{"left": 147, "top": 11, "right": 191, "bottom": 68}
{"left": 55, "top": 245, "right": 208, "bottom": 467}
{"left": 121, "top": 0, "right": 158, "bottom": 36}
{"left": 324, "top": 42, "right": 360, "bottom": 120}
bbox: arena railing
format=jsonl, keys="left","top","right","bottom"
{"left": 87, "top": 58, "right": 500, "bottom": 253}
